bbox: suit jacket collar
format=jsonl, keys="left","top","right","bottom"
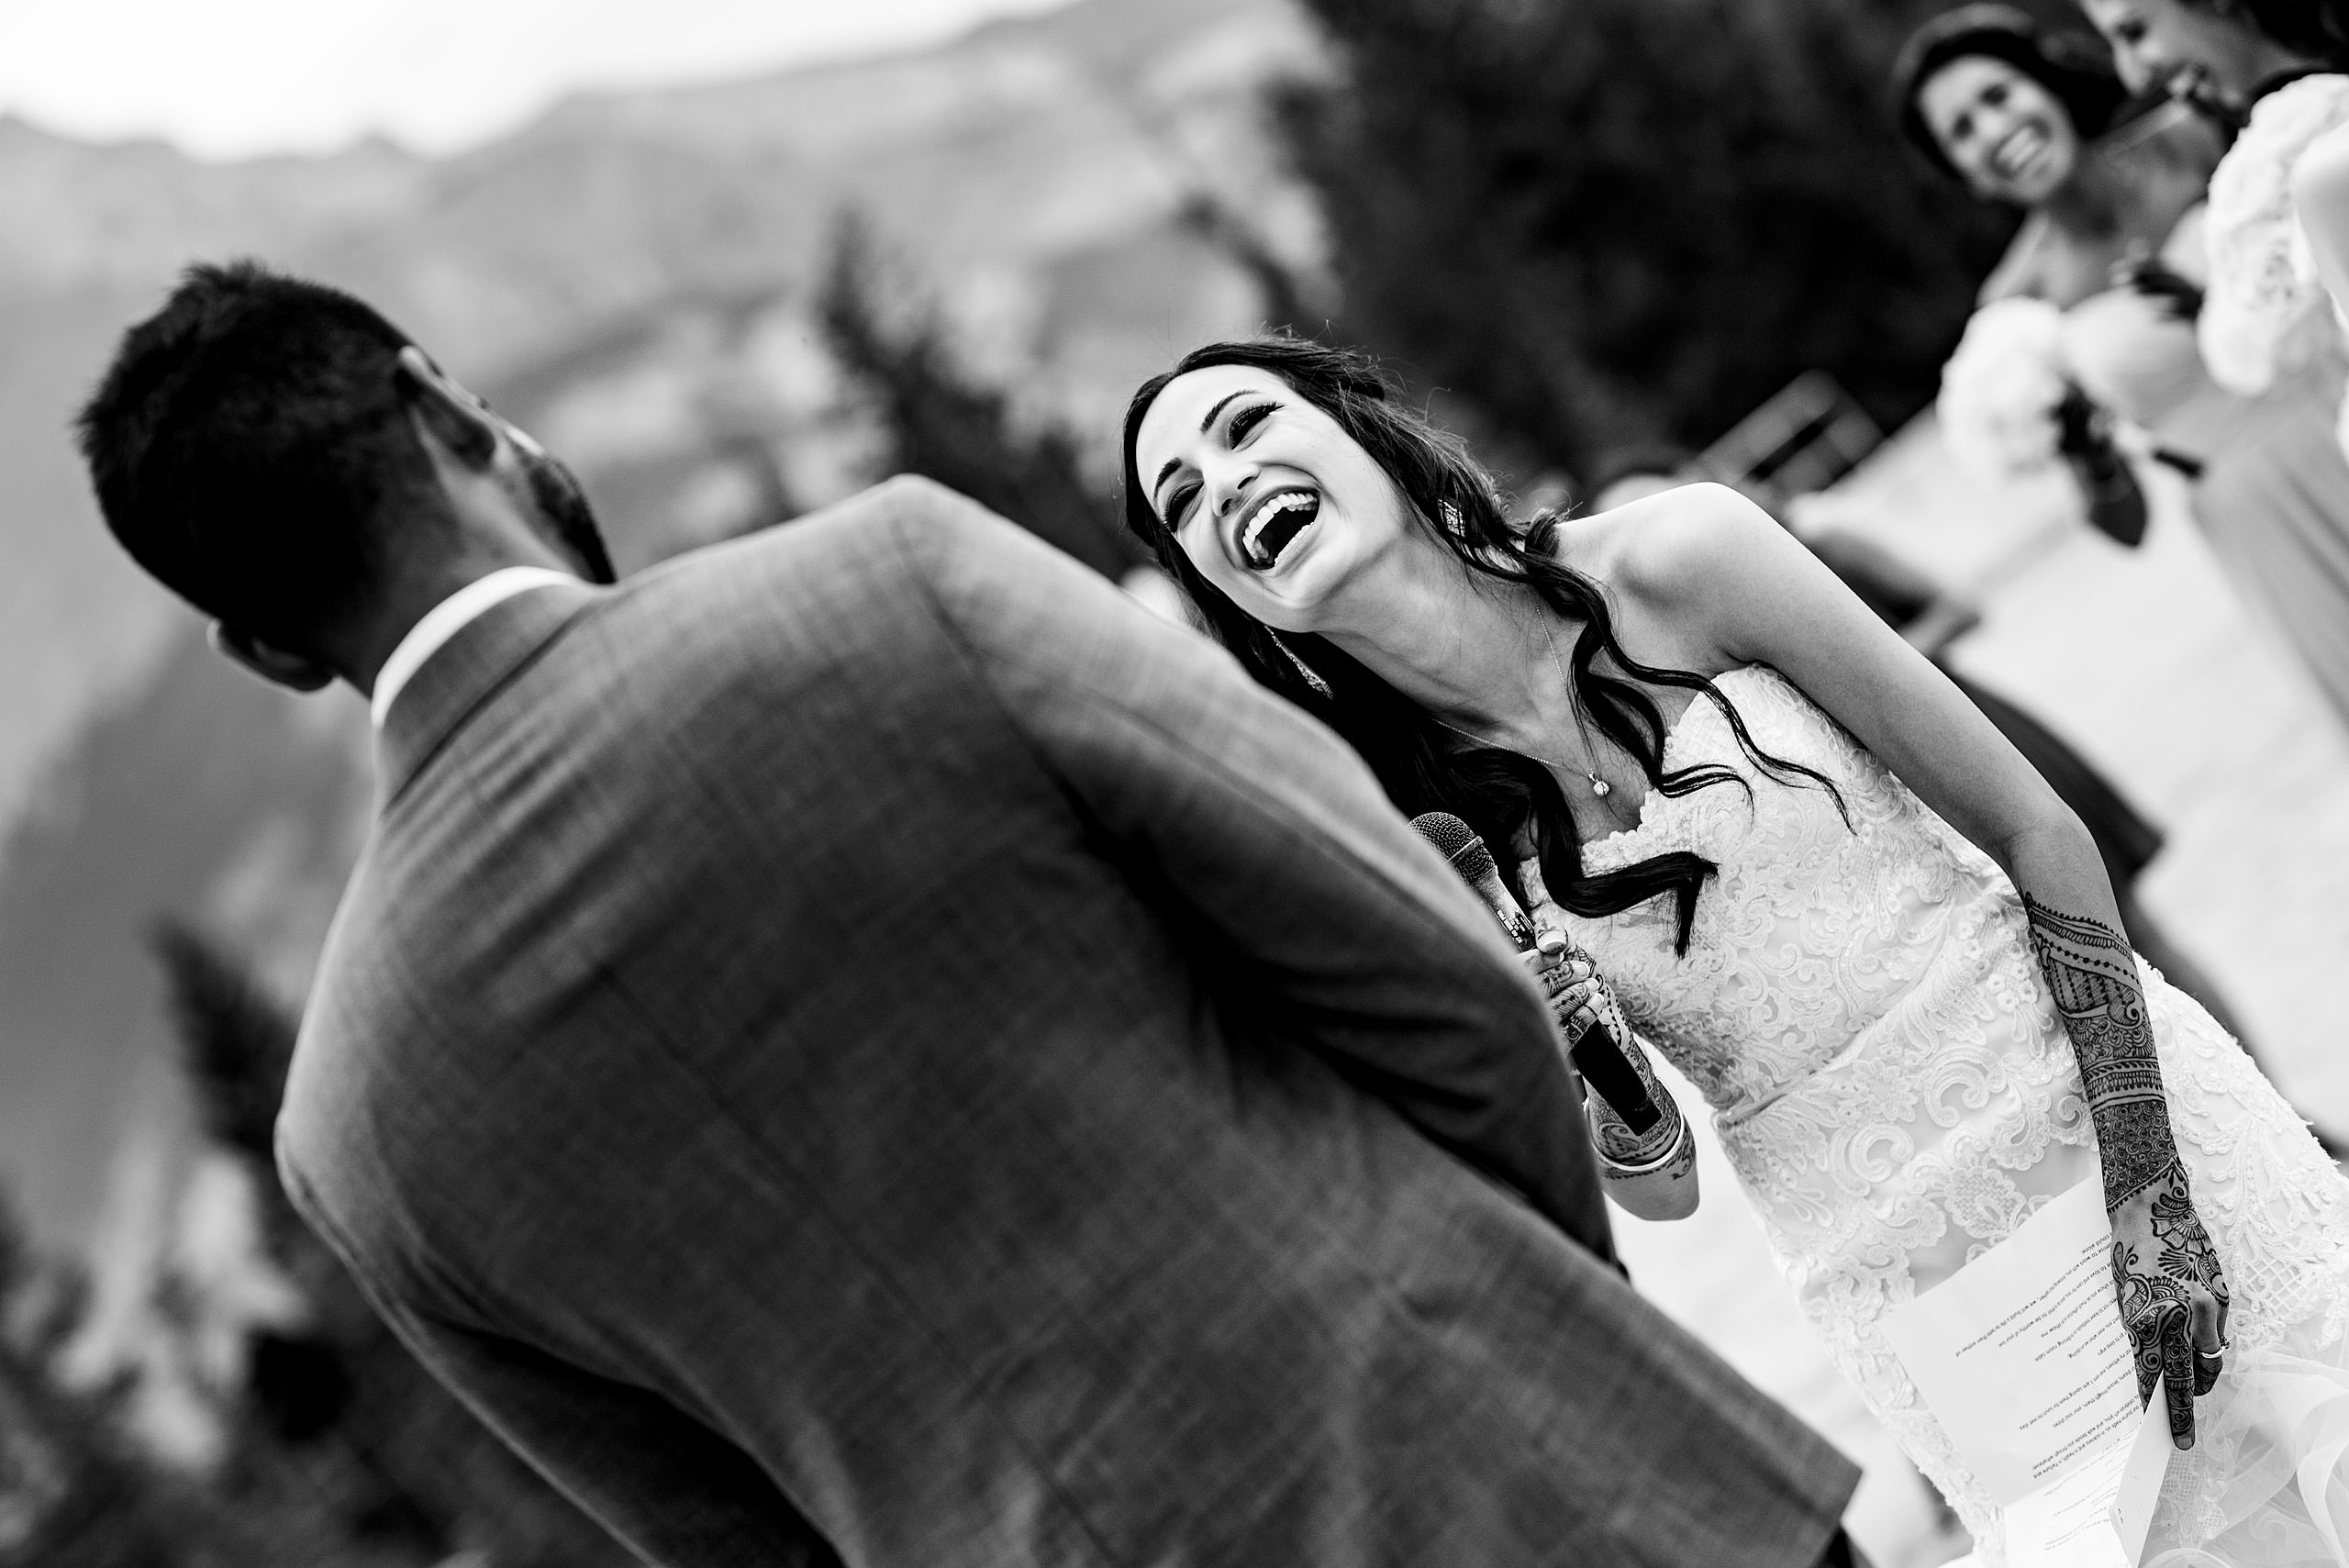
{"left": 374, "top": 577, "right": 602, "bottom": 810}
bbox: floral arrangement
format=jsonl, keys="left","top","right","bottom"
{"left": 1936, "top": 295, "right": 2150, "bottom": 545}
{"left": 1936, "top": 295, "right": 2072, "bottom": 483}
{"left": 2200, "top": 73, "right": 2349, "bottom": 395}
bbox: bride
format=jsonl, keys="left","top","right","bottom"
{"left": 1122, "top": 337, "right": 2349, "bottom": 1564}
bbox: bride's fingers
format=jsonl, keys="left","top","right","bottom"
{"left": 2191, "top": 1292, "right": 2226, "bottom": 1396}
{"left": 2161, "top": 1311, "right": 2199, "bottom": 1448}
{"left": 1553, "top": 983, "right": 1603, "bottom": 1022}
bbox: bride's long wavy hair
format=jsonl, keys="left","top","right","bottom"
{"left": 1119, "top": 338, "right": 1841, "bottom": 953}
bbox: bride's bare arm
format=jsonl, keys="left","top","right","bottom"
{"left": 1620, "top": 484, "right": 2229, "bottom": 1444}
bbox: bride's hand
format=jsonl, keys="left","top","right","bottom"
{"left": 1519, "top": 940, "right": 1598, "bottom": 1007}
{"left": 2110, "top": 1162, "right": 2231, "bottom": 1449}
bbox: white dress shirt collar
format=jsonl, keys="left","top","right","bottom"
{"left": 370, "top": 566, "right": 580, "bottom": 730}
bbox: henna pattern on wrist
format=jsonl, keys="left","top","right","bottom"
{"left": 2022, "top": 895, "right": 2176, "bottom": 1203}
{"left": 1589, "top": 1079, "right": 1684, "bottom": 1169}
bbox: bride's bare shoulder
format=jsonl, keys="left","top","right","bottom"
{"left": 1546, "top": 482, "right": 1781, "bottom": 607}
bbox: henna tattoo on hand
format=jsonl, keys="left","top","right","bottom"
{"left": 2110, "top": 1161, "right": 2232, "bottom": 1437}
{"left": 2022, "top": 895, "right": 2176, "bottom": 1204}
{"left": 1536, "top": 953, "right": 1687, "bottom": 1171}
{"left": 2026, "top": 897, "right": 2230, "bottom": 1440}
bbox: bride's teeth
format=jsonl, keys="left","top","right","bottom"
{"left": 1243, "top": 493, "right": 1311, "bottom": 565}
{"left": 1242, "top": 494, "right": 1319, "bottom": 571}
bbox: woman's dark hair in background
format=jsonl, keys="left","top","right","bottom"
{"left": 1119, "top": 338, "right": 1840, "bottom": 954}
{"left": 1893, "top": 4, "right": 2133, "bottom": 185}
{"left": 2221, "top": 0, "right": 2349, "bottom": 65}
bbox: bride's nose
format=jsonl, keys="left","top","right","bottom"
{"left": 1208, "top": 462, "right": 1259, "bottom": 520}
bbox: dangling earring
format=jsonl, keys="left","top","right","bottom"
{"left": 1268, "top": 629, "right": 1335, "bottom": 700}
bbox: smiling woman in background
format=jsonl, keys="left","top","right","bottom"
{"left": 2074, "top": 0, "right": 2349, "bottom": 735}
{"left": 1898, "top": 3, "right": 2219, "bottom": 306}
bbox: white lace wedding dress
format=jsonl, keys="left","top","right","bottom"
{"left": 1552, "top": 666, "right": 2349, "bottom": 1565}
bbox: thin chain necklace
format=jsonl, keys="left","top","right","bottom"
{"left": 1427, "top": 621, "right": 1617, "bottom": 801}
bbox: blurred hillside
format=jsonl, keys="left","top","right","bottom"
{"left": 0, "top": 0, "right": 1318, "bottom": 1252}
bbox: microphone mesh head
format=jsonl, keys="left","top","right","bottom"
{"left": 1409, "top": 811, "right": 1497, "bottom": 881}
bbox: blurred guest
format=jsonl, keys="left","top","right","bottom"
{"left": 2280, "top": 9, "right": 2349, "bottom": 350}
{"left": 1587, "top": 456, "right": 2267, "bottom": 1060}
{"left": 2057, "top": 0, "right": 2349, "bottom": 731}
{"left": 1898, "top": 5, "right": 2220, "bottom": 307}
{"left": 1900, "top": 7, "right": 2216, "bottom": 549}
{"left": 2075, "top": 0, "right": 2343, "bottom": 106}
{"left": 1907, "top": 1, "right": 2349, "bottom": 737}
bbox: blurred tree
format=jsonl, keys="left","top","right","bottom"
{"left": 140, "top": 919, "right": 634, "bottom": 1568}
{"left": 816, "top": 218, "right": 1147, "bottom": 577}
{"left": 1273, "top": 0, "right": 2032, "bottom": 475}
{"left": 0, "top": 1196, "right": 200, "bottom": 1568}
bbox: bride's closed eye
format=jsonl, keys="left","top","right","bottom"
{"left": 1228, "top": 400, "right": 1276, "bottom": 443}
{"left": 1163, "top": 479, "right": 1200, "bottom": 528}
{"left": 1162, "top": 401, "right": 1283, "bottom": 527}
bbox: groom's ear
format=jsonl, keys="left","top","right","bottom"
{"left": 209, "top": 621, "right": 336, "bottom": 693}
{"left": 393, "top": 344, "right": 499, "bottom": 473}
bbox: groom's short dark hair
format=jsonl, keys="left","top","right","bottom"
{"left": 77, "top": 260, "right": 439, "bottom": 653}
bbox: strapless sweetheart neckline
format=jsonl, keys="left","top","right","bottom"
{"left": 1575, "top": 664, "right": 1763, "bottom": 867}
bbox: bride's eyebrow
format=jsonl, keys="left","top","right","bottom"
{"left": 1197, "top": 389, "right": 1246, "bottom": 434}
{"left": 1152, "top": 388, "right": 1258, "bottom": 504}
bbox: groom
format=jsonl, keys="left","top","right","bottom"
{"left": 78, "top": 262, "right": 1865, "bottom": 1566}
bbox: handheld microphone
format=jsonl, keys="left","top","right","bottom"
{"left": 1409, "top": 810, "right": 1537, "bottom": 951}
{"left": 1409, "top": 811, "right": 1661, "bottom": 1135}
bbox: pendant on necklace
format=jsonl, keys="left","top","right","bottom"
{"left": 1587, "top": 772, "right": 1611, "bottom": 798}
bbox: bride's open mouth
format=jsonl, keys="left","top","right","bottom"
{"left": 1990, "top": 122, "right": 2050, "bottom": 181}
{"left": 1238, "top": 486, "right": 1321, "bottom": 573}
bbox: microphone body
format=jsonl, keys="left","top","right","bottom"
{"left": 1410, "top": 812, "right": 1698, "bottom": 1220}
{"left": 1409, "top": 812, "right": 1653, "bottom": 1127}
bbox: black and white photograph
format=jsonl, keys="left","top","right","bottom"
{"left": 4, "top": 0, "right": 2349, "bottom": 1563}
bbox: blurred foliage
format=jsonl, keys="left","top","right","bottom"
{"left": 817, "top": 218, "right": 1146, "bottom": 577}
{"left": 0, "top": 924, "right": 632, "bottom": 1568}
{"left": 1271, "top": 0, "right": 2029, "bottom": 476}
{"left": 150, "top": 919, "right": 632, "bottom": 1568}
{"left": 0, "top": 1201, "right": 195, "bottom": 1568}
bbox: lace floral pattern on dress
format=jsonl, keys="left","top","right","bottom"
{"left": 1548, "top": 667, "right": 2349, "bottom": 1566}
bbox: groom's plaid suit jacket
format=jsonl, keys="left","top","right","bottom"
{"left": 278, "top": 477, "right": 1858, "bottom": 1566}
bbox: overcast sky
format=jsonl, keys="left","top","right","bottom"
{"left": 0, "top": 0, "right": 1072, "bottom": 161}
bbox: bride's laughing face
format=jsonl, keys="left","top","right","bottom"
{"left": 1134, "top": 364, "right": 1413, "bottom": 631}
{"left": 1920, "top": 56, "right": 2080, "bottom": 206}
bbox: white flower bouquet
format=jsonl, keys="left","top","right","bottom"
{"left": 1936, "top": 296, "right": 2150, "bottom": 545}
{"left": 1936, "top": 296, "right": 2072, "bottom": 483}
